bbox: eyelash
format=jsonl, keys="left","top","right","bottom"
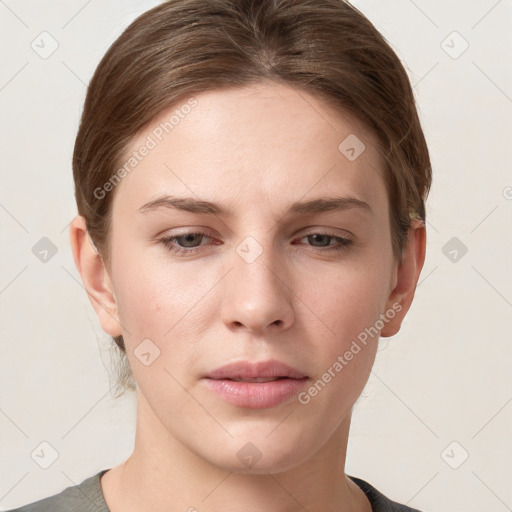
{"left": 159, "top": 231, "right": 353, "bottom": 255}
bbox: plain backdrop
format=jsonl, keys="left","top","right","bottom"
{"left": 1, "top": 1, "right": 511, "bottom": 510}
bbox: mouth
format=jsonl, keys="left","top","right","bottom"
{"left": 202, "top": 359, "right": 309, "bottom": 408}
{"left": 202, "top": 376, "right": 309, "bottom": 409}
{"left": 204, "top": 358, "right": 307, "bottom": 381}
{"left": 222, "top": 376, "right": 290, "bottom": 383}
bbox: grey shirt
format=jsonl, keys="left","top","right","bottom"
{"left": 6, "top": 469, "right": 423, "bottom": 511}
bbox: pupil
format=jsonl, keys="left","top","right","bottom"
{"left": 181, "top": 234, "right": 200, "bottom": 247}
{"left": 311, "top": 234, "right": 328, "bottom": 246}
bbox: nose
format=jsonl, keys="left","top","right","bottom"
{"left": 220, "top": 239, "right": 295, "bottom": 335}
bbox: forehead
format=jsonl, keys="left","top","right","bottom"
{"left": 111, "top": 81, "right": 387, "bottom": 218}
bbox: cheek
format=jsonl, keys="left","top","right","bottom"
{"left": 110, "top": 244, "right": 223, "bottom": 377}
{"left": 110, "top": 238, "right": 190, "bottom": 326}
{"left": 115, "top": 270, "right": 203, "bottom": 340}
{"left": 295, "top": 271, "right": 385, "bottom": 419}
{"left": 300, "top": 253, "right": 391, "bottom": 386}
{"left": 305, "top": 256, "right": 391, "bottom": 336}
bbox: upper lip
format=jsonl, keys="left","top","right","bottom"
{"left": 204, "top": 359, "right": 307, "bottom": 380}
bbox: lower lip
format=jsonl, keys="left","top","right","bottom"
{"left": 203, "top": 377, "right": 309, "bottom": 409}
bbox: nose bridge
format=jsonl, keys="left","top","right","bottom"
{"left": 221, "top": 232, "right": 294, "bottom": 333}
{"left": 235, "top": 235, "right": 279, "bottom": 293}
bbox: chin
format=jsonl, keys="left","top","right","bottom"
{"left": 202, "top": 432, "right": 313, "bottom": 475}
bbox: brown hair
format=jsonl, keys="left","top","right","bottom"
{"left": 72, "top": 0, "right": 432, "bottom": 396}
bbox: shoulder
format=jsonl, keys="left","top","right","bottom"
{"left": 349, "top": 475, "right": 424, "bottom": 512}
{"left": 5, "top": 471, "right": 110, "bottom": 512}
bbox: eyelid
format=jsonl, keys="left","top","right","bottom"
{"left": 158, "top": 228, "right": 355, "bottom": 255}
{"left": 158, "top": 226, "right": 353, "bottom": 242}
{"left": 300, "top": 225, "right": 354, "bottom": 237}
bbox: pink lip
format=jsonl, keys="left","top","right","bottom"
{"left": 204, "top": 359, "right": 307, "bottom": 380}
{"left": 203, "top": 377, "right": 309, "bottom": 409}
{"left": 202, "top": 359, "right": 309, "bottom": 409}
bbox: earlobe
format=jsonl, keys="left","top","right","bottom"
{"left": 69, "top": 215, "right": 123, "bottom": 337}
{"left": 380, "top": 219, "right": 426, "bottom": 338}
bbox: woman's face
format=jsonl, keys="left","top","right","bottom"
{"left": 102, "top": 81, "right": 402, "bottom": 472}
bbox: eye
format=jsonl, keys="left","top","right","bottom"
{"left": 160, "top": 232, "right": 213, "bottom": 254}
{"left": 159, "top": 230, "right": 354, "bottom": 256}
{"left": 297, "top": 232, "right": 353, "bottom": 252}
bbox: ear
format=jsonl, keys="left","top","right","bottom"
{"left": 69, "top": 215, "right": 123, "bottom": 337}
{"left": 380, "top": 219, "right": 426, "bottom": 338}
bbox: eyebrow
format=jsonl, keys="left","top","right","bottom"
{"left": 137, "top": 194, "right": 372, "bottom": 217}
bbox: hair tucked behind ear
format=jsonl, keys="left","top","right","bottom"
{"left": 110, "top": 338, "right": 136, "bottom": 397}
{"left": 73, "top": 0, "right": 432, "bottom": 397}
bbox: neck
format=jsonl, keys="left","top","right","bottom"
{"left": 101, "top": 390, "right": 371, "bottom": 512}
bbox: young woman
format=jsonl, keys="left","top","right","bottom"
{"left": 9, "top": 0, "right": 431, "bottom": 510}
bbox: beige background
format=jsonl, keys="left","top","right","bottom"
{"left": 1, "top": 1, "right": 511, "bottom": 510}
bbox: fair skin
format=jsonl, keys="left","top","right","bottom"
{"left": 70, "top": 81, "right": 425, "bottom": 512}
